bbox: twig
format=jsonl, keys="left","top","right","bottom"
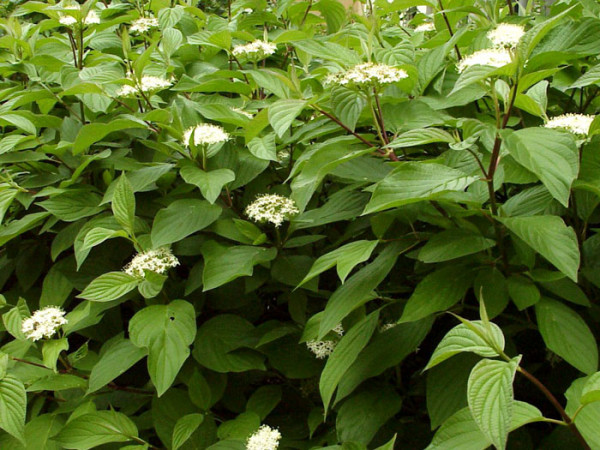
{"left": 518, "top": 367, "right": 590, "bottom": 450}
{"left": 437, "top": 0, "right": 462, "bottom": 60}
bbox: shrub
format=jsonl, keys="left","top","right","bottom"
{"left": 0, "top": 0, "right": 598, "bottom": 448}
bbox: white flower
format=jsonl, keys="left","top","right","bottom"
{"left": 116, "top": 76, "right": 172, "bottom": 97}
{"left": 232, "top": 41, "right": 277, "bottom": 61}
{"left": 183, "top": 124, "right": 230, "bottom": 146}
{"left": 326, "top": 62, "right": 408, "bottom": 88}
{"left": 457, "top": 48, "right": 513, "bottom": 73}
{"left": 544, "top": 114, "right": 595, "bottom": 136}
{"left": 130, "top": 17, "right": 159, "bottom": 33}
{"left": 415, "top": 22, "right": 435, "bottom": 32}
{"left": 246, "top": 425, "right": 281, "bottom": 450}
{"left": 232, "top": 107, "right": 253, "bottom": 119}
{"left": 245, "top": 194, "right": 299, "bottom": 227}
{"left": 84, "top": 10, "right": 100, "bottom": 25}
{"left": 21, "top": 306, "right": 68, "bottom": 341}
{"left": 59, "top": 15, "right": 77, "bottom": 26}
{"left": 380, "top": 322, "right": 398, "bottom": 332}
{"left": 123, "top": 247, "right": 179, "bottom": 279}
{"left": 306, "top": 324, "right": 344, "bottom": 359}
{"left": 487, "top": 23, "right": 525, "bottom": 49}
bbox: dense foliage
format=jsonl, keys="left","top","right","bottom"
{"left": 0, "top": 0, "right": 599, "bottom": 448}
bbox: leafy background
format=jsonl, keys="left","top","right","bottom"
{"left": 0, "top": 0, "right": 599, "bottom": 448}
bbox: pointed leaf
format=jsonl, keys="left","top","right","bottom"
{"left": 129, "top": 300, "right": 196, "bottom": 396}
{"left": 499, "top": 216, "right": 580, "bottom": 281}
{"left": 78, "top": 272, "right": 139, "bottom": 302}
{"left": 425, "top": 321, "right": 505, "bottom": 370}
{"left": 467, "top": 358, "right": 520, "bottom": 450}
{"left": 364, "top": 163, "right": 478, "bottom": 214}
{"left": 535, "top": 297, "right": 598, "bottom": 375}
{"left": 180, "top": 166, "right": 235, "bottom": 204}
{"left": 504, "top": 128, "right": 578, "bottom": 207}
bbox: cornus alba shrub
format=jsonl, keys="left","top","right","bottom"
{"left": 1, "top": 0, "right": 600, "bottom": 448}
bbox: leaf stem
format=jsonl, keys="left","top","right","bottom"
{"left": 437, "top": 0, "right": 462, "bottom": 60}
{"left": 312, "top": 105, "right": 375, "bottom": 148}
{"left": 517, "top": 366, "right": 591, "bottom": 450}
{"left": 506, "top": 0, "right": 514, "bottom": 15}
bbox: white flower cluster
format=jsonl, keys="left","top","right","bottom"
{"left": 487, "top": 23, "right": 525, "bottom": 49}
{"left": 415, "top": 22, "right": 435, "bottom": 33}
{"left": 544, "top": 114, "right": 595, "bottom": 136}
{"left": 246, "top": 425, "right": 281, "bottom": 450}
{"left": 130, "top": 17, "right": 159, "bottom": 33}
{"left": 245, "top": 194, "right": 299, "bottom": 227}
{"left": 326, "top": 62, "right": 408, "bottom": 88}
{"left": 305, "top": 324, "right": 344, "bottom": 359}
{"left": 457, "top": 48, "right": 513, "bottom": 73}
{"left": 116, "top": 76, "right": 172, "bottom": 97}
{"left": 232, "top": 41, "right": 277, "bottom": 60}
{"left": 183, "top": 124, "right": 230, "bottom": 146}
{"left": 123, "top": 247, "right": 179, "bottom": 279}
{"left": 380, "top": 322, "right": 398, "bottom": 332}
{"left": 59, "top": 6, "right": 100, "bottom": 26}
{"left": 21, "top": 306, "right": 67, "bottom": 341}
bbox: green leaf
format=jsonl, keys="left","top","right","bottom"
{"left": 298, "top": 240, "right": 378, "bottom": 287}
{"left": 0, "top": 186, "right": 17, "bottom": 225}
{"left": 336, "top": 384, "right": 402, "bottom": 446}
{"left": 246, "top": 386, "right": 282, "bottom": 421}
{"left": 535, "top": 297, "right": 598, "bottom": 375}
{"left": 87, "top": 338, "right": 147, "bottom": 394}
{"left": 427, "top": 401, "right": 543, "bottom": 450}
{"left": 499, "top": 216, "right": 580, "bottom": 282}
{"left": 336, "top": 317, "right": 433, "bottom": 403}
{"left": 504, "top": 128, "right": 578, "bottom": 207}
{"left": 363, "top": 163, "right": 478, "bottom": 214}
{"left": 386, "top": 128, "right": 457, "bottom": 148}
{"left": 331, "top": 86, "right": 366, "bottom": 132}
{"left": 27, "top": 374, "right": 87, "bottom": 392}
{"left": 0, "top": 375, "right": 26, "bottom": 444}
{"left": 111, "top": 175, "right": 136, "bottom": 234}
{"left": 0, "top": 212, "right": 50, "bottom": 247}
{"left": 581, "top": 372, "right": 600, "bottom": 405}
{"left": 400, "top": 265, "right": 473, "bottom": 323}
{"left": 507, "top": 274, "right": 540, "bottom": 310}
{"left": 268, "top": 99, "right": 307, "bottom": 138}
{"left": 0, "top": 114, "right": 36, "bottom": 135}
{"left": 517, "top": 6, "right": 576, "bottom": 62}
{"left": 78, "top": 271, "right": 140, "bottom": 302}
{"left": 42, "top": 338, "right": 69, "bottom": 372}
{"left": 172, "top": 414, "right": 204, "bottom": 450}
{"left": 427, "top": 354, "right": 480, "bottom": 430}
{"left": 180, "top": 166, "right": 235, "bottom": 204}
{"left": 319, "top": 242, "right": 404, "bottom": 338}
{"left": 129, "top": 300, "right": 196, "bottom": 396}
{"left": 217, "top": 412, "right": 260, "bottom": 440}
{"left": 247, "top": 134, "right": 277, "bottom": 161}
{"left": 320, "top": 312, "right": 379, "bottom": 414}
{"left": 565, "top": 376, "right": 600, "bottom": 449}
{"left": 201, "top": 241, "right": 277, "bottom": 291}
{"left": 151, "top": 199, "right": 222, "bottom": 248}
{"left": 39, "top": 191, "right": 104, "bottom": 222}
{"left": 467, "top": 358, "right": 520, "bottom": 450}
{"left": 418, "top": 229, "right": 495, "bottom": 263}
{"left": 425, "top": 321, "right": 505, "bottom": 371}
{"left": 192, "top": 315, "right": 265, "bottom": 373}
{"left": 571, "top": 63, "right": 600, "bottom": 89}
{"left": 72, "top": 119, "right": 147, "bottom": 155}
{"left": 80, "top": 227, "right": 129, "bottom": 254}
{"left": 53, "top": 410, "right": 138, "bottom": 449}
